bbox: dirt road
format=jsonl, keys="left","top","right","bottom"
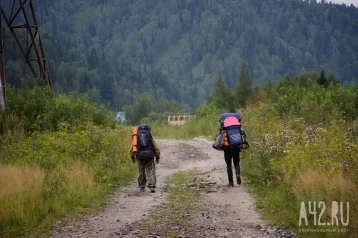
{"left": 51, "top": 139, "right": 293, "bottom": 238}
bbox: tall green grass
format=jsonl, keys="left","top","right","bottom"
{"left": 241, "top": 91, "right": 358, "bottom": 236}
{"left": 0, "top": 125, "right": 136, "bottom": 237}
{"left": 0, "top": 87, "right": 136, "bottom": 237}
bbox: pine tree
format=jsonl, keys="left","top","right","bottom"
{"left": 317, "top": 70, "right": 328, "bottom": 87}
{"left": 234, "top": 61, "right": 253, "bottom": 108}
{"left": 209, "top": 74, "right": 234, "bottom": 111}
{"left": 263, "top": 80, "right": 278, "bottom": 102}
{"left": 283, "top": 75, "right": 293, "bottom": 86}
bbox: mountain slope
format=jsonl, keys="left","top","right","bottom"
{"left": 5, "top": 0, "right": 358, "bottom": 108}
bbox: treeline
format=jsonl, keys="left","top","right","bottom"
{"left": 4, "top": 28, "right": 182, "bottom": 109}
{"left": 3, "top": 0, "right": 358, "bottom": 110}
{"left": 208, "top": 61, "right": 254, "bottom": 111}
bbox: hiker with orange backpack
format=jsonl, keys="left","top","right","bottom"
{"left": 130, "top": 124, "right": 160, "bottom": 193}
{"left": 214, "top": 113, "right": 249, "bottom": 187}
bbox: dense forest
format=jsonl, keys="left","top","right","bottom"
{"left": 3, "top": 0, "right": 358, "bottom": 110}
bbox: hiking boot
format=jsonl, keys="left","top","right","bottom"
{"left": 149, "top": 186, "right": 155, "bottom": 193}
{"left": 227, "top": 181, "right": 234, "bottom": 187}
{"left": 236, "top": 174, "right": 241, "bottom": 185}
{"left": 140, "top": 187, "right": 145, "bottom": 192}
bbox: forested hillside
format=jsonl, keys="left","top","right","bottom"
{"left": 4, "top": 0, "right": 358, "bottom": 109}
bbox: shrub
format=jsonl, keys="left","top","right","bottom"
{"left": 1, "top": 86, "right": 114, "bottom": 136}
{"left": 241, "top": 82, "right": 358, "bottom": 234}
{"left": 0, "top": 125, "right": 136, "bottom": 236}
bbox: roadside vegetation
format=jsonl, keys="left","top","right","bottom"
{"left": 241, "top": 77, "right": 358, "bottom": 236}
{"left": 153, "top": 70, "right": 358, "bottom": 237}
{"left": 1, "top": 67, "right": 357, "bottom": 237}
{"left": 0, "top": 86, "right": 136, "bottom": 237}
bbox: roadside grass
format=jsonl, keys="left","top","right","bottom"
{"left": 241, "top": 103, "right": 358, "bottom": 237}
{"left": 136, "top": 170, "right": 206, "bottom": 237}
{"left": 0, "top": 165, "right": 46, "bottom": 232}
{"left": 0, "top": 125, "right": 137, "bottom": 237}
{"left": 0, "top": 88, "right": 136, "bottom": 237}
{"left": 242, "top": 169, "right": 357, "bottom": 238}
{"left": 152, "top": 116, "right": 218, "bottom": 140}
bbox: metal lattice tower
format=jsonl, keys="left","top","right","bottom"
{"left": 0, "top": 0, "right": 53, "bottom": 111}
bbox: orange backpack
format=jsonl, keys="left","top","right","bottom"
{"left": 130, "top": 126, "right": 138, "bottom": 153}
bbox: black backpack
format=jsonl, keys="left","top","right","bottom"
{"left": 137, "top": 124, "right": 155, "bottom": 161}
{"left": 225, "top": 125, "right": 243, "bottom": 150}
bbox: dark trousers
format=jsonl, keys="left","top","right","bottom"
{"left": 224, "top": 150, "right": 240, "bottom": 182}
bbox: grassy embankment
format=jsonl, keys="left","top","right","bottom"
{"left": 153, "top": 83, "right": 358, "bottom": 237}
{"left": 0, "top": 87, "right": 136, "bottom": 237}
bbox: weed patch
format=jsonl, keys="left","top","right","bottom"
{"left": 241, "top": 99, "right": 358, "bottom": 237}
{"left": 0, "top": 125, "right": 136, "bottom": 237}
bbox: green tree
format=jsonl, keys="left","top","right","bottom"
{"left": 123, "top": 94, "right": 155, "bottom": 124}
{"left": 278, "top": 76, "right": 294, "bottom": 88}
{"left": 317, "top": 70, "right": 328, "bottom": 87}
{"left": 263, "top": 80, "right": 278, "bottom": 102}
{"left": 327, "top": 73, "right": 340, "bottom": 86}
{"left": 209, "top": 74, "right": 234, "bottom": 111}
{"left": 234, "top": 61, "right": 253, "bottom": 108}
{"left": 295, "top": 72, "right": 317, "bottom": 88}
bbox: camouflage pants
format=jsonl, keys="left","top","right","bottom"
{"left": 137, "top": 158, "right": 156, "bottom": 188}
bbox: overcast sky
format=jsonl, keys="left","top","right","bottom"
{"left": 329, "top": 0, "right": 358, "bottom": 6}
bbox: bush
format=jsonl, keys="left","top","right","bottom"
{"left": 0, "top": 124, "right": 136, "bottom": 236}
{"left": 241, "top": 82, "right": 358, "bottom": 235}
{"left": 0, "top": 86, "right": 135, "bottom": 236}
{"left": 0, "top": 86, "right": 114, "bottom": 136}
{"left": 272, "top": 121, "right": 358, "bottom": 181}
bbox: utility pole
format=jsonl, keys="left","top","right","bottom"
{"left": 0, "top": 0, "right": 53, "bottom": 111}
{"left": 0, "top": 15, "right": 5, "bottom": 111}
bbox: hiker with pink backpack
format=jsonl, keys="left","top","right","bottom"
{"left": 213, "top": 113, "right": 249, "bottom": 187}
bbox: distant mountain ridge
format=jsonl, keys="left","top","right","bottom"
{"left": 5, "top": 0, "right": 358, "bottom": 109}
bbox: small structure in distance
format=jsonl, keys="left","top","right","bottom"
{"left": 116, "top": 112, "right": 126, "bottom": 123}
{"left": 167, "top": 115, "right": 195, "bottom": 125}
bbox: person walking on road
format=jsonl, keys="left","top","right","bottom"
{"left": 218, "top": 113, "right": 243, "bottom": 187}
{"left": 130, "top": 124, "right": 160, "bottom": 193}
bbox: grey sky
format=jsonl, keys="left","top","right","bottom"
{"left": 329, "top": 0, "right": 358, "bottom": 6}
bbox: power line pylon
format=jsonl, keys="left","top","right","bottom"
{"left": 0, "top": 0, "right": 53, "bottom": 111}
{"left": 0, "top": 15, "right": 5, "bottom": 111}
